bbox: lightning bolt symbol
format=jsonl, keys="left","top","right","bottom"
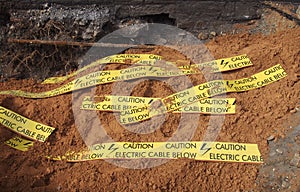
{"left": 232, "top": 99, "right": 236, "bottom": 105}
{"left": 107, "top": 144, "right": 119, "bottom": 157}
{"left": 199, "top": 143, "right": 212, "bottom": 156}
{"left": 74, "top": 78, "right": 82, "bottom": 86}
{"left": 226, "top": 81, "right": 234, "bottom": 88}
{"left": 23, "top": 142, "right": 32, "bottom": 146}
{"left": 226, "top": 99, "right": 236, "bottom": 109}
{"left": 220, "top": 60, "right": 229, "bottom": 68}
{"left": 149, "top": 66, "right": 158, "bottom": 73}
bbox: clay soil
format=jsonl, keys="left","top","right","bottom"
{"left": 0, "top": 26, "right": 300, "bottom": 191}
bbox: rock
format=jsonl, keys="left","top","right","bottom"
{"left": 281, "top": 179, "right": 290, "bottom": 189}
{"left": 247, "top": 20, "right": 256, "bottom": 25}
{"left": 297, "top": 6, "right": 300, "bottom": 18}
{"left": 267, "top": 135, "right": 275, "bottom": 142}
{"left": 57, "top": 185, "right": 62, "bottom": 190}
{"left": 210, "top": 31, "right": 217, "bottom": 37}
{"left": 275, "top": 148, "right": 283, "bottom": 154}
{"left": 93, "top": 30, "right": 100, "bottom": 37}
{"left": 82, "top": 32, "right": 93, "bottom": 40}
{"left": 152, "top": 184, "right": 157, "bottom": 190}
{"left": 290, "top": 153, "right": 300, "bottom": 167}
{"left": 178, "top": 32, "right": 186, "bottom": 37}
{"left": 290, "top": 109, "right": 297, "bottom": 113}
{"left": 197, "top": 32, "right": 209, "bottom": 40}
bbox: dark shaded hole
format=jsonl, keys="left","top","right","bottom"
{"left": 101, "top": 21, "right": 119, "bottom": 37}
{"left": 140, "top": 13, "right": 176, "bottom": 25}
{"left": 0, "top": 7, "right": 10, "bottom": 26}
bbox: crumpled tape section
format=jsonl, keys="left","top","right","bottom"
{"left": 42, "top": 53, "right": 252, "bottom": 84}
{"left": 120, "top": 64, "right": 287, "bottom": 124}
{"left": 5, "top": 136, "right": 34, "bottom": 151}
{"left": 179, "top": 54, "right": 252, "bottom": 73}
{"left": 0, "top": 66, "right": 197, "bottom": 98}
{"left": 47, "top": 141, "right": 263, "bottom": 163}
{"left": 0, "top": 55, "right": 252, "bottom": 99}
{"left": 0, "top": 106, "right": 55, "bottom": 142}
{"left": 42, "top": 54, "right": 162, "bottom": 84}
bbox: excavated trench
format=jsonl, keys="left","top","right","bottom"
{"left": 0, "top": 1, "right": 300, "bottom": 191}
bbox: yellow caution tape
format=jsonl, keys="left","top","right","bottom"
{"left": 47, "top": 141, "right": 263, "bottom": 163}
{"left": 81, "top": 95, "right": 236, "bottom": 114}
{"left": 5, "top": 136, "right": 34, "bottom": 151}
{"left": 0, "top": 66, "right": 198, "bottom": 98}
{"left": 172, "top": 98, "right": 236, "bottom": 114}
{"left": 179, "top": 54, "right": 252, "bottom": 73}
{"left": 42, "top": 54, "right": 162, "bottom": 84}
{"left": 81, "top": 95, "right": 158, "bottom": 111}
{"left": 120, "top": 64, "right": 287, "bottom": 124}
{"left": 0, "top": 53, "right": 254, "bottom": 98}
{"left": 43, "top": 54, "right": 252, "bottom": 84}
{"left": 0, "top": 106, "right": 55, "bottom": 142}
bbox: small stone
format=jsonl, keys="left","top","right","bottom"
{"left": 86, "top": 27, "right": 94, "bottom": 33}
{"left": 210, "top": 31, "right": 217, "bottom": 37}
{"left": 46, "top": 168, "right": 51, "bottom": 174}
{"left": 79, "top": 19, "right": 88, "bottom": 26}
{"left": 290, "top": 153, "right": 300, "bottom": 167}
{"left": 247, "top": 20, "right": 255, "bottom": 25}
{"left": 152, "top": 185, "right": 157, "bottom": 190}
{"left": 43, "top": 3, "right": 49, "bottom": 9}
{"left": 178, "top": 32, "right": 186, "bottom": 37}
{"left": 93, "top": 30, "right": 100, "bottom": 37}
{"left": 276, "top": 148, "right": 283, "bottom": 154}
{"left": 296, "top": 6, "right": 300, "bottom": 17}
{"left": 198, "top": 32, "right": 208, "bottom": 40}
{"left": 281, "top": 177, "right": 290, "bottom": 189}
{"left": 267, "top": 135, "right": 275, "bottom": 142}
{"left": 82, "top": 32, "right": 93, "bottom": 40}
{"left": 281, "top": 180, "right": 290, "bottom": 189}
{"left": 57, "top": 184, "right": 62, "bottom": 191}
{"left": 290, "top": 109, "right": 297, "bottom": 113}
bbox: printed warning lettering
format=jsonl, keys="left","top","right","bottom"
{"left": 48, "top": 141, "right": 263, "bottom": 164}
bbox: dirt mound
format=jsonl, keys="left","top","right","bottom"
{"left": 0, "top": 26, "right": 299, "bottom": 191}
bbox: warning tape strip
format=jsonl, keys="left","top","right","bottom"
{"left": 42, "top": 54, "right": 162, "bottom": 84}
{"left": 0, "top": 66, "right": 197, "bottom": 98}
{"left": 179, "top": 54, "right": 252, "bottom": 73}
{"left": 42, "top": 54, "right": 252, "bottom": 84}
{"left": 5, "top": 136, "right": 34, "bottom": 151}
{"left": 81, "top": 96, "right": 236, "bottom": 114}
{"left": 0, "top": 54, "right": 253, "bottom": 99}
{"left": 47, "top": 141, "right": 263, "bottom": 163}
{"left": 120, "top": 64, "right": 287, "bottom": 124}
{"left": 0, "top": 106, "right": 55, "bottom": 142}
